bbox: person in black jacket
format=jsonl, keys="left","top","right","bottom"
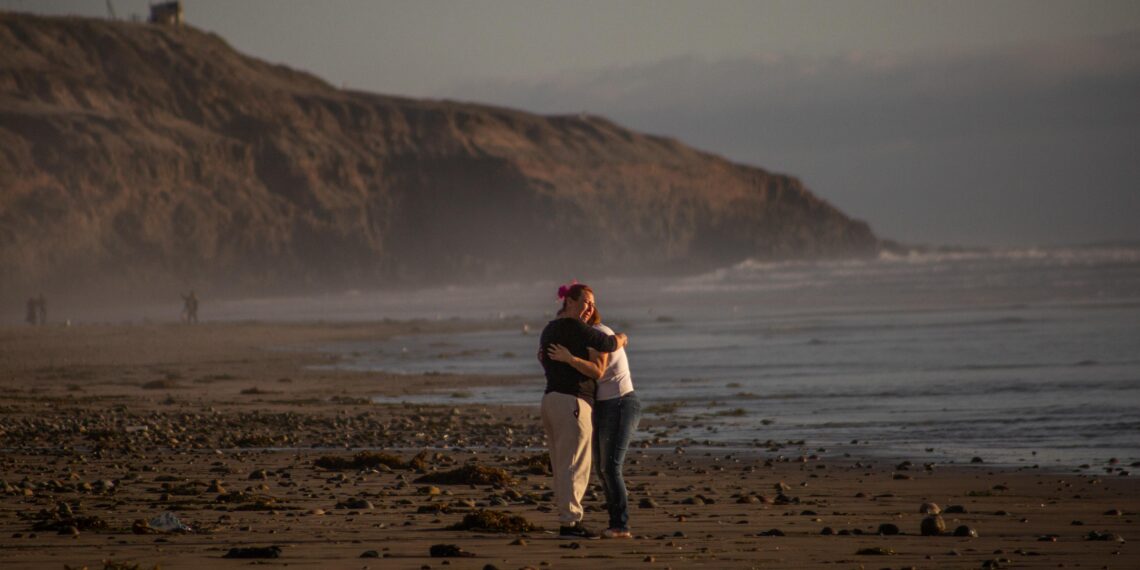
{"left": 538, "top": 282, "right": 628, "bottom": 539}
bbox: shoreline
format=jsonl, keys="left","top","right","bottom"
{"left": 1, "top": 322, "right": 1135, "bottom": 568}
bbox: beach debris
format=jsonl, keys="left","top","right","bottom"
{"left": 314, "top": 451, "right": 411, "bottom": 471}
{"left": 223, "top": 545, "right": 282, "bottom": 558}
{"left": 919, "top": 502, "right": 941, "bottom": 514}
{"left": 446, "top": 509, "right": 542, "bottom": 533}
{"left": 856, "top": 547, "right": 896, "bottom": 555}
{"left": 512, "top": 452, "right": 552, "bottom": 475}
{"left": 1085, "top": 530, "right": 1124, "bottom": 542}
{"left": 336, "top": 497, "right": 374, "bottom": 510}
{"left": 921, "top": 515, "right": 946, "bottom": 536}
{"left": 414, "top": 465, "right": 516, "bottom": 486}
{"left": 148, "top": 511, "right": 191, "bottom": 533}
{"left": 98, "top": 562, "right": 161, "bottom": 570}
{"left": 430, "top": 544, "right": 476, "bottom": 557}
{"left": 981, "top": 558, "right": 1012, "bottom": 569}
{"left": 877, "top": 523, "right": 901, "bottom": 535}
{"left": 953, "top": 525, "right": 979, "bottom": 538}
{"left": 27, "top": 503, "right": 107, "bottom": 534}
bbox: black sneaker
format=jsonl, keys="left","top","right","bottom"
{"left": 558, "top": 522, "right": 600, "bottom": 540}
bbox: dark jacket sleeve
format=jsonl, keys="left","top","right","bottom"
{"left": 581, "top": 322, "right": 618, "bottom": 353}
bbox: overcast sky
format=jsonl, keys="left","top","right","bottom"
{"left": 6, "top": 0, "right": 1139, "bottom": 247}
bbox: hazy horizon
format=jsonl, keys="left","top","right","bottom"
{"left": 3, "top": 0, "right": 1139, "bottom": 247}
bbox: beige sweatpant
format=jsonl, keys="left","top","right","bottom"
{"left": 541, "top": 391, "right": 593, "bottom": 525}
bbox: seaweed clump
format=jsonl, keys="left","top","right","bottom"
{"left": 314, "top": 451, "right": 418, "bottom": 471}
{"left": 512, "top": 452, "right": 551, "bottom": 475}
{"left": 414, "top": 465, "right": 516, "bottom": 486}
{"left": 446, "top": 509, "right": 542, "bottom": 533}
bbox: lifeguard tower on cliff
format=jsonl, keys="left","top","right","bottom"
{"left": 148, "top": 1, "right": 183, "bottom": 26}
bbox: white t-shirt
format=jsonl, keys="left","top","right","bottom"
{"left": 594, "top": 323, "right": 634, "bottom": 401}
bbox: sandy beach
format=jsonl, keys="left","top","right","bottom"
{"left": 0, "top": 322, "right": 1135, "bottom": 569}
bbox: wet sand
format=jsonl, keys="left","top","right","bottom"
{"left": 0, "top": 322, "right": 1136, "bottom": 569}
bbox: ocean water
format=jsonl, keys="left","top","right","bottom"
{"left": 242, "top": 246, "right": 1140, "bottom": 467}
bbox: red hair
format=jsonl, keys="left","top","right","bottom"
{"left": 558, "top": 283, "right": 593, "bottom": 313}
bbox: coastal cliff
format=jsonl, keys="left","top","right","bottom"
{"left": 0, "top": 13, "right": 877, "bottom": 299}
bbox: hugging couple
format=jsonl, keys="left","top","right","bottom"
{"left": 538, "top": 282, "right": 642, "bottom": 540}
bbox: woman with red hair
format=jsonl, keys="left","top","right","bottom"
{"left": 538, "top": 282, "right": 628, "bottom": 539}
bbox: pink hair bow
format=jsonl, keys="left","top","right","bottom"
{"left": 556, "top": 279, "right": 580, "bottom": 300}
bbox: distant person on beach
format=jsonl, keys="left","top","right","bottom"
{"left": 548, "top": 303, "right": 641, "bottom": 539}
{"left": 538, "top": 282, "right": 628, "bottom": 540}
{"left": 181, "top": 291, "right": 199, "bottom": 324}
{"left": 25, "top": 297, "right": 37, "bottom": 325}
{"left": 35, "top": 293, "right": 46, "bottom": 325}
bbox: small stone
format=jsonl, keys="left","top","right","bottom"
{"left": 248, "top": 469, "right": 268, "bottom": 480}
{"left": 919, "top": 502, "right": 941, "bottom": 514}
{"left": 921, "top": 515, "right": 946, "bottom": 536}
{"left": 360, "top": 550, "right": 380, "bottom": 558}
{"left": 509, "top": 538, "right": 527, "bottom": 546}
{"left": 639, "top": 498, "right": 658, "bottom": 509}
{"left": 953, "top": 525, "right": 978, "bottom": 538}
{"left": 430, "top": 544, "right": 475, "bottom": 557}
{"left": 856, "top": 547, "right": 895, "bottom": 555}
{"left": 877, "top": 523, "right": 900, "bottom": 535}
{"left": 643, "top": 555, "right": 655, "bottom": 562}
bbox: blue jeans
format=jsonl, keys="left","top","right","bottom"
{"left": 592, "top": 392, "right": 641, "bottom": 530}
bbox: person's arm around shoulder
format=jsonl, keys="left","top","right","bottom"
{"left": 583, "top": 321, "right": 628, "bottom": 353}
{"left": 546, "top": 344, "right": 608, "bottom": 379}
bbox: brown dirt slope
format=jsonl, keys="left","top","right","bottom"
{"left": 0, "top": 12, "right": 877, "bottom": 298}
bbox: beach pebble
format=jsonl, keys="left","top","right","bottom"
{"left": 643, "top": 555, "right": 655, "bottom": 562}
{"left": 639, "top": 498, "right": 658, "bottom": 509}
{"left": 509, "top": 538, "right": 527, "bottom": 546}
{"left": 430, "top": 544, "right": 475, "bottom": 557}
{"left": 877, "top": 523, "right": 900, "bottom": 535}
{"left": 223, "top": 546, "right": 282, "bottom": 559}
{"left": 1103, "top": 508, "right": 1122, "bottom": 516}
{"left": 944, "top": 505, "right": 967, "bottom": 514}
{"left": 1085, "top": 531, "right": 1124, "bottom": 542}
{"left": 920, "top": 502, "right": 941, "bottom": 514}
{"left": 971, "top": 457, "right": 985, "bottom": 464}
{"left": 360, "top": 550, "right": 380, "bottom": 558}
{"left": 247, "top": 469, "right": 268, "bottom": 480}
{"left": 820, "top": 527, "right": 834, "bottom": 535}
{"left": 981, "top": 558, "right": 1011, "bottom": 569}
{"left": 856, "top": 547, "right": 895, "bottom": 555}
{"left": 953, "top": 525, "right": 978, "bottom": 538}
{"left": 921, "top": 515, "right": 946, "bottom": 536}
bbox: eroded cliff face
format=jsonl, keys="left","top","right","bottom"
{"left": 0, "top": 13, "right": 877, "bottom": 299}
